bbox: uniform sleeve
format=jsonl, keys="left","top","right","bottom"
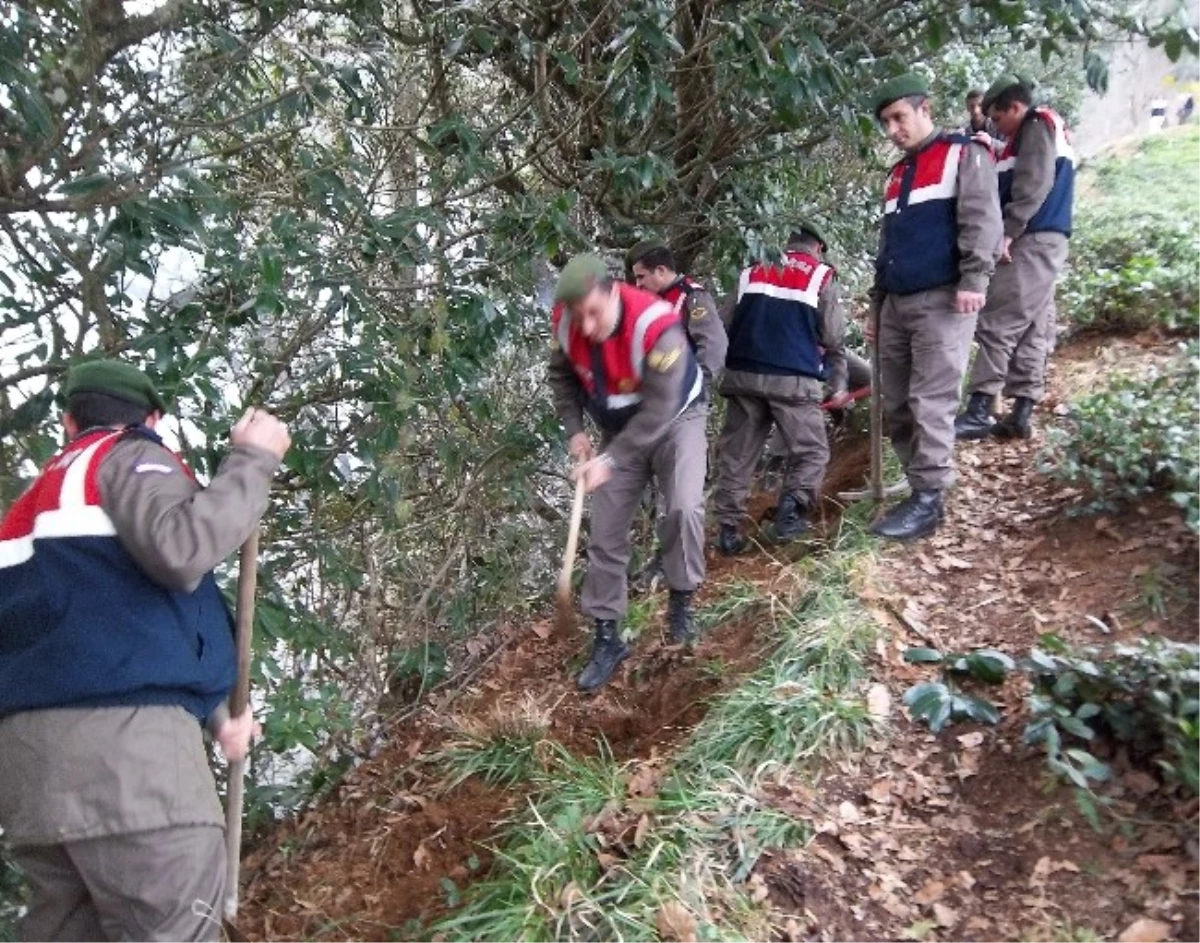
{"left": 1003, "top": 118, "right": 1056, "bottom": 240}
{"left": 684, "top": 289, "right": 728, "bottom": 386}
{"left": 717, "top": 287, "right": 739, "bottom": 329}
{"left": 816, "top": 276, "right": 849, "bottom": 394}
{"left": 547, "top": 343, "right": 586, "bottom": 439}
{"left": 955, "top": 141, "right": 1003, "bottom": 295}
{"left": 604, "top": 324, "right": 689, "bottom": 469}
{"left": 97, "top": 437, "right": 280, "bottom": 595}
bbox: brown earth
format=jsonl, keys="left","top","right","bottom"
{"left": 238, "top": 333, "right": 1198, "bottom": 943}
{"left": 236, "top": 431, "right": 873, "bottom": 940}
{"left": 754, "top": 335, "right": 1199, "bottom": 943}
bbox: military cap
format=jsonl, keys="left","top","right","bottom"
{"left": 554, "top": 253, "right": 610, "bottom": 303}
{"left": 64, "top": 359, "right": 167, "bottom": 414}
{"left": 982, "top": 73, "right": 1025, "bottom": 112}
{"left": 872, "top": 73, "right": 930, "bottom": 118}
{"left": 788, "top": 218, "right": 830, "bottom": 251}
{"left": 626, "top": 239, "right": 668, "bottom": 267}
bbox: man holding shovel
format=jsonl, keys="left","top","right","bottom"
{"left": 0, "top": 359, "right": 289, "bottom": 941}
{"left": 548, "top": 254, "right": 707, "bottom": 691}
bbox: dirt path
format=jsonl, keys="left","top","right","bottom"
{"left": 757, "top": 336, "right": 1199, "bottom": 943}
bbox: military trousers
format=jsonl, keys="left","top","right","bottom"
{"left": 879, "top": 287, "right": 977, "bottom": 492}
{"left": 10, "top": 826, "right": 226, "bottom": 942}
{"left": 1003, "top": 297, "right": 1058, "bottom": 401}
{"left": 581, "top": 405, "right": 707, "bottom": 620}
{"left": 713, "top": 372, "right": 829, "bottom": 526}
{"left": 969, "top": 231, "right": 1068, "bottom": 403}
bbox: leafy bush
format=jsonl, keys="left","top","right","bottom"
{"left": 1061, "top": 215, "right": 1200, "bottom": 335}
{"left": 1025, "top": 635, "right": 1200, "bottom": 798}
{"left": 902, "top": 646, "right": 1012, "bottom": 732}
{"left": 1040, "top": 345, "right": 1199, "bottom": 531}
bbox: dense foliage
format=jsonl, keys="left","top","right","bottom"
{"left": 0, "top": 0, "right": 1193, "bottom": 831}
{"left": 1041, "top": 343, "right": 1199, "bottom": 530}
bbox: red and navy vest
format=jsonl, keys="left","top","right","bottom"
{"left": 997, "top": 107, "right": 1074, "bottom": 237}
{"left": 662, "top": 275, "right": 708, "bottom": 357}
{"left": 0, "top": 427, "right": 236, "bottom": 721}
{"left": 878, "top": 132, "right": 974, "bottom": 295}
{"left": 726, "top": 251, "right": 832, "bottom": 379}
{"left": 552, "top": 282, "right": 702, "bottom": 435}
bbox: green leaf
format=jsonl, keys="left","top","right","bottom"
{"left": 903, "top": 647, "right": 943, "bottom": 664}
{"left": 58, "top": 173, "right": 115, "bottom": 196}
{"left": 967, "top": 650, "right": 1014, "bottom": 684}
{"left": 1059, "top": 715, "right": 1094, "bottom": 740}
{"left": 958, "top": 695, "right": 1001, "bottom": 726}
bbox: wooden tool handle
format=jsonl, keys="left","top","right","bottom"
{"left": 869, "top": 305, "right": 885, "bottom": 503}
{"left": 558, "top": 474, "right": 586, "bottom": 592}
{"left": 224, "top": 530, "right": 260, "bottom": 922}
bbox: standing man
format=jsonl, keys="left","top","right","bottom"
{"left": 869, "top": 73, "right": 1003, "bottom": 541}
{"left": 548, "top": 254, "right": 707, "bottom": 690}
{"left": 625, "top": 239, "right": 728, "bottom": 585}
{"left": 0, "top": 359, "right": 289, "bottom": 941}
{"left": 955, "top": 75, "right": 1074, "bottom": 441}
{"left": 712, "top": 221, "right": 847, "bottom": 555}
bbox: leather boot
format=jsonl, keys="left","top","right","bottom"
{"left": 767, "top": 493, "right": 812, "bottom": 542}
{"left": 668, "top": 590, "right": 695, "bottom": 645}
{"left": 576, "top": 619, "right": 630, "bottom": 691}
{"left": 992, "top": 396, "right": 1035, "bottom": 440}
{"left": 954, "top": 392, "right": 996, "bottom": 441}
{"left": 869, "top": 490, "right": 944, "bottom": 541}
{"left": 716, "top": 524, "right": 745, "bottom": 556}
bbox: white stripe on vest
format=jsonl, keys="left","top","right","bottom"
{"left": 885, "top": 143, "right": 963, "bottom": 214}
{"left": 0, "top": 434, "right": 120, "bottom": 570}
{"left": 630, "top": 299, "right": 675, "bottom": 380}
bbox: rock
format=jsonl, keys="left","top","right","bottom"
{"left": 1117, "top": 918, "right": 1172, "bottom": 943}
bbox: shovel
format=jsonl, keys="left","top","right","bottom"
{"left": 838, "top": 307, "right": 891, "bottom": 505}
{"left": 555, "top": 473, "right": 586, "bottom": 636}
{"left": 223, "top": 530, "right": 259, "bottom": 929}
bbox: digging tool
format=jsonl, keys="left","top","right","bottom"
{"left": 868, "top": 305, "right": 884, "bottom": 505}
{"left": 839, "top": 310, "right": 891, "bottom": 505}
{"left": 555, "top": 473, "right": 586, "bottom": 636}
{"left": 223, "top": 530, "right": 259, "bottom": 927}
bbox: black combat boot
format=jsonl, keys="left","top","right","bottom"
{"left": 992, "top": 396, "right": 1035, "bottom": 440}
{"left": 767, "top": 493, "right": 812, "bottom": 542}
{"left": 668, "top": 590, "right": 695, "bottom": 645}
{"left": 716, "top": 524, "right": 745, "bottom": 556}
{"left": 954, "top": 392, "right": 996, "bottom": 441}
{"left": 576, "top": 619, "right": 630, "bottom": 692}
{"left": 869, "top": 490, "right": 944, "bottom": 541}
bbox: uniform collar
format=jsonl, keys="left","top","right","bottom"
{"left": 905, "top": 129, "right": 943, "bottom": 159}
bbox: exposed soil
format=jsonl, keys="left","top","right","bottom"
{"left": 238, "top": 333, "right": 1198, "bottom": 943}
{"left": 236, "top": 428, "right": 875, "bottom": 940}
{"left": 755, "top": 336, "right": 1199, "bottom": 943}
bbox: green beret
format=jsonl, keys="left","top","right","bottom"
{"left": 554, "top": 253, "right": 610, "bottom": 303}
{"left": 982, "top": 73, "right": 1022, "bottom": 112}
{"left": 64, "top": 359, "right": 167, "bottom": 414}
{"left": 872, "top": 73, "right": 929, "bottom": 118}
{"left": 626, "top": 239, "right": 668, "bottom": 267}
{"left": 788, "top": 218, "right": 830, "bottom": 251}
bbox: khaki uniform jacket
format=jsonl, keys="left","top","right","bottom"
{"left": 0, "top": 435, "right": 278, "bottom": 845}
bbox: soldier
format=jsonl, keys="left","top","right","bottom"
{"left": 955, "top": 74, "right": 1074, "bottom": 442}
{"left": 868, "top": 73, "right": 1003, "bottom": 540}
{"left": 625, "top": 240, "right": 728, "bottom": 586}
{"left": 548, "top": 254, "right": 707, "bottom": 691}
{"left": 0, "top": 359, "right": 288, "bottom": 941}
{"left": 712, "top": 221, "right": 847, "bottom": 554}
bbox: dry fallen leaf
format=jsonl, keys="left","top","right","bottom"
{"left": 838, "top": 800, "right": 862, "bottom": 824}
{"left": 412, "top": 842, "right": 431, "bottom": 870}
{"left": 657, "top": 897, "right": 700, "bottom": 940}
{"left": 932, "top": 903, "right": 959, "bottom": 929}
{"left": 914, "top": 878, "right": 946, "bottom": 906}
{"left": 627, "top": 761, "right": 663, "bottom": 799}
{"left": 633, "top": 813, "right": 652, "bottom": 849}
{"left": 957, "top": 731, "right": 985, "bottom": 749}
{"left": 868, "top": 683, "right": 892, "bottom": 719}
{"left": 1117, "top": 918, "right": 1172, "bottom": 943}
{"left": 810, "top": 842, "right": 847, "bottom": 875}
{"left": 957, "top": 870, "right": 976, "bottom": 891}
{"left": 530, "top": 622, "right": 551, "bottom": 640}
